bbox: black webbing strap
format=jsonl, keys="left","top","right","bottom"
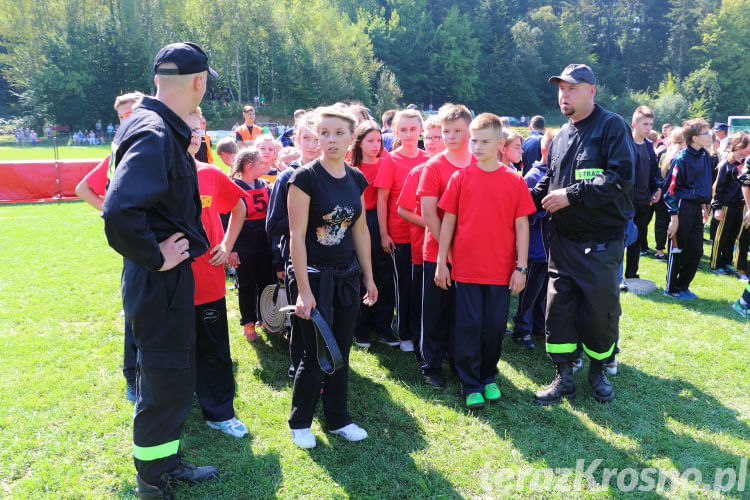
{"left": 309, "top": 308, "right": 343, "bottom": 374}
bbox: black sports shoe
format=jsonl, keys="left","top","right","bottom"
{"left": 376, "top": 333, "right": 400, "bottom": 347}
{"left": 512, "top": 333, "right": 535, "bottom": 350}
{"left": 423, "top": 374, "right": 445, "bottom": 390}
{"left": 167, "top": 458, "right": 219, "bottom": 484}
{"left": 136, "top": 474, "right": 174, "bottom": 500}
{"left": 533, "top": 363, "right": 576, "bottom": 405}
{"left": 588, "top": 361, "right": 615, "bottom": 402}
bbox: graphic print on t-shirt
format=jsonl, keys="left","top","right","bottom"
{"left": 316, "top": 205, "right": 355, "bottom": 246}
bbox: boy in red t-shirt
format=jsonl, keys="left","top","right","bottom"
{"left": 416, "top": 104, "right": 474, "bottom": 390}
{"left": 436, "top": 113, "right": 536, "bottom": 408}
{"left": 74, "top": 91, "right": 143, "bottom": 402}
{"left": 397, "top": 116, "right": 445, "bottom": 361}
{"left": 186, "top": 111, "right": 251, "bottom": 437}
{"left": 374, "top": 109, "right": 430, "bottom": 352}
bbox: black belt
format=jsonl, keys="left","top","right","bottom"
{"left": 280, "top": 305, "right": 343, "bottom": 374}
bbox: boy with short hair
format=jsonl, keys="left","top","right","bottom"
{"left": 215, "top": 136, "right": 239, "bottom": 169}
{"left": 397, "top": 116, "right": 445, "bottom": 360}
{"left": 375, "top": 109, "right": 430, "bottom": 351}
{"left": 417, "top": 103, "right": 474, "bottom": 390}
{"left": 625, "top": 105, "right": 660, "bottom": 279}
{"left": 664, "top": 118, "right": 713, "bottom": 299}
{"left": 435, "top": 113, "right": 536, "bottom": 408}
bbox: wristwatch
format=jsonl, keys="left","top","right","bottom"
{"left": 515, "top": 266, "right": 528, "bottom": 275}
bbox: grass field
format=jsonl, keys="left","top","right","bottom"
{"left": 0, "top": 201, "right": 748, "bottom": 499}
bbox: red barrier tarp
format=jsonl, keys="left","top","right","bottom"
{"left": 0, "top": 160, "right": 100, "bottom": 202}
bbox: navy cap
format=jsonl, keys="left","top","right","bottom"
{"left": 549, "top": 64, "right": 596, "bottom": 85}
{"left": 153, "top": 42, "right": 218, "bottom": 78}
{"left": 713, "top": 122, "right": 729, "bottom": 132}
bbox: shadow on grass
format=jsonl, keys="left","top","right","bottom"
{"left": 500, "top": 346, "right": 749, "bottom": 496}
{"left": 248, "top": 328, "right": 296, "bottom": 391}
{"left": 306, "top": 369, "right": 461, "bottom": 499}
{"left": 635, "top": 286, "right": 747, "bottom": 323}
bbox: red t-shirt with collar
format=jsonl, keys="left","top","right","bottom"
{"left": 438, "top": 163, "right": 536, "bottom": 285}
{"left": 374, "top": 149, "right": 430, "bottom": 244}
{"left": 192, "top": 160, "right": 248, "bottom": 305}
{"left": 81, "top": 155, "right": 110, "bottom": 196}
{"left": 397, "top": 164, "right": 426, "bottom": 265}
{"left": 417, "top": 151, "right": 475, "bottom": 262}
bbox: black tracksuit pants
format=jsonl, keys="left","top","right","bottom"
{"left": 124, "top": 260, "right": 196, "bottom": 485}
{"left": 654, "top": 200, "right": 670, "bottom": 251}
{"left": 392, "top": 242, "right": 412, "bottom": 341}
{"left": 545, "top": 231, "right": 623, "bottom": 364}
{"left": 285, "top": 265, "right": 304, "bottom": 375}
{"left": 420, "top": 260, "right": 455, "bottom": 377}
{"left": 356, "top": 210, "right": 394, "bottom": 339}
{"left": 454, "top": 282, "right": 509, "bottom": 394}
{"left": 666, "top": 200, "right": 704, "bottom": 294}
{"left": 288, "top": 272, "right": 358, "bottom": 431}
{"left": 711, "top": 205, "right": 743, "bottom": 270}
{"left": 410, "top": 263, "right": 424, "bottom": 362}
{"left": 236, "top": 247, "right": 274, "bottom": 326}
{"left": 195, "top": 297, "right": 235, "bottom": 422}
{"left": 512, "top": 261, "right": 548, "bottom": 337}
{"left": 625, "top": 204, "right": 653, "bottom": 278}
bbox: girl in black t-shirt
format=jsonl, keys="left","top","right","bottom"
{"left": 228, "top": 148, "right": 275, "bottom": 341}
{"left": 286, "top": 106, "right": 378, "bottom": 449}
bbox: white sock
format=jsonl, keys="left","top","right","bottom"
{"left": 739, "top": 297, "right": 748, "bottom": 306}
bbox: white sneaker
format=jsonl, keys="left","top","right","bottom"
{"left": 291, "top": 428, "right": 316, "bottom": 449}
{"left": 206, "top": 417, "right": 249, "bottom": 438}
{"left": 570, "top": 358, "right": 583, "bottom": 373}
{"left": 399, "top": 340, "right": 414, "bottom": 352}
{"left": 605, "top": 359, "right": 618, "bottom": 376}
{"left": 330, "top": 423, "right": 368, "bottom": 442}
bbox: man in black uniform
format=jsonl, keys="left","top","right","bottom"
{"left": 102, "top": 42, "right": 220, "bottom": 499}
{"left": 530, "top": 64, "right": 635, "bottom": 405}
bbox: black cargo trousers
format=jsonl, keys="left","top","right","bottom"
{"left": 122, "top": 259, "right": 196, "bottom": 484}
{"left": 544, "top": 229, "right": 623, "bottom": 364}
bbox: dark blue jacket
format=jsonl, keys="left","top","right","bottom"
{"left": 524, "top": 161, "right": 548, "bottom": 263}
{"left": 266, "top": 161, "right": 300, "bottom": 271}
{"left": 664, "top": 146, "right": 713, "bottom": 214}
{"left": 522, "top": 130, "right": 543, "bottom": 175}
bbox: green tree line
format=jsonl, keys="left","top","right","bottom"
{"left": 1, "top": 0, "right": 748, "bottom": 130}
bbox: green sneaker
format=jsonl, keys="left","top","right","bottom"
{"left": 483, "top": 383, "right": 501, "bottom": 402}
{"left": 466, "top": 392, "right": 485, "bottom": 409}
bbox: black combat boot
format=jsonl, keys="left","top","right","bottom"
{"left": 168, "top": 457, "right": 219, "bottom": 484}
{"left": 533, "top": 362, "right": 576, "bottom": 405}
{"left": 136, "top": 474, "right": 174, "bottom": 500}
{"left": 588, "top": 360, "right": 615, "bottom": 402}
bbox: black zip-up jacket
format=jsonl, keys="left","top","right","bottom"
{"left": 102, "top": 97, "right": 209, "bottom": 271}
{"left": 663, "top": 146, "right": 712, "bottom": 215}
{"left": 711, "top": 158, "right": 744, "bottom": 208}
{"left": 530, "top": 104, "right": 635, "bottom": 242}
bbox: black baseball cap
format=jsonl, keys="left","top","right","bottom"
{"left": 713, "top": 122, "right": 729, "bottom": 132}
{"left": 153, "top": 42, "right": 218, "bottom": 77}
{"left": 549, "top": 64, "right": 596, "bottom": 85}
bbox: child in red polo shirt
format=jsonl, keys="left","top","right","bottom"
{"left": 417, "top": 103, "right": 475, "bottom": 390}
{"left": 374, "top": 109, "right": 430, "bottom": 352}
{"left": 436, "top": 113, "right": 536, "bottom": 409}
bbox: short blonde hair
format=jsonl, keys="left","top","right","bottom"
{"left": 114, "top": 91, "right": 144, "bottom": 111}
{"left": 469, "top": 113, "right": 504, "bottom": 135}
{"left": 438, "top": 103, "right": 472, "bottom": 126}
{"left": 393, "top": 109, "right": 423, "bottom": 131}
{"left": 424, "top": 116, "right": 442, "bottom": 130}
